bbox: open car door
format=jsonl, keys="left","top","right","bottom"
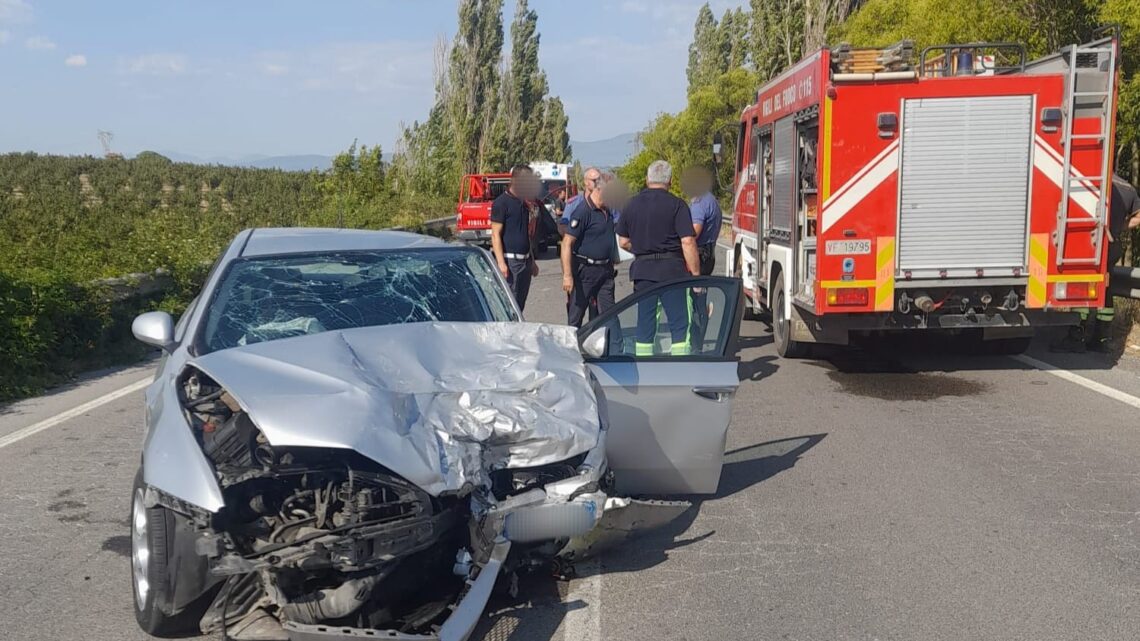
{"left": 578, "top": 276, "right": 743, "bottom": 496}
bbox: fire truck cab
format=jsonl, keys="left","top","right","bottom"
{"left": 723, "top": 32, "right": 1121, "bottom": 357}
{"left": 455, "top": 163, "right": 575, "bottom": 249}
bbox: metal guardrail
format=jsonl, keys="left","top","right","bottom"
{"left": 1110, "top": 265, "right": 1140, "bottom": 299}
{"left": 388, "top": 215, "right": 454, "bottom": 232}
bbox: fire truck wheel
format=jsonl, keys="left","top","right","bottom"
{"left": 773, "top": 273, "right": 808, "bottom": 358}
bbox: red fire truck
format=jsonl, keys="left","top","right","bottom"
{"left": 456, "top": 172, "right": 511, "bottom": 246}
{"left": 455, "top": 163, "right": 575, "bottom": 249}
{"left": 722, "top": 31, "right": 1121, "bottom": 357}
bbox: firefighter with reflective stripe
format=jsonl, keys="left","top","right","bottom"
{"left": 1051, "top": 174, "right": 1140, "bottom": 353}
{"left": 682, "top": 166, "right": 722, "bottom": 353}
{"left": 616, "top": 160, "right": 701, "bottom": 356}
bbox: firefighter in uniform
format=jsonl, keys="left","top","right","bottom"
{"left": 616, "top": 160, "right": 701, "bottom": 356}
{"left": 1051, "top": 173, "right": 1140, "bottom": 352}
{"left": 562, "top": 173, "right": 619, "bottom": 327}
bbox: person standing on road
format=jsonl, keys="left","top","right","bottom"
{"left": 616, "top": 160, "right": 700, "bottom": 356}
{"left": 562, "top": 172, "right": 619, "bottom": 327}
{"left": 491, "top": 165, "right": 542, "bottom": 311}
{"left": 682, "top": 167, "right": 723, "bottom": 352}
{"left": 560, "top": 167, "right": 602, "bottom": 234}
{"left": 682, "top": 167, "right": 723, "bottom": 275}
{"left": 1051, "top": 173, "right": 1140, "bottom": 353}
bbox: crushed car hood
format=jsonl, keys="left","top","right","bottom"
{"left": 191, "top": 321, "right": 601, "bottom": 496}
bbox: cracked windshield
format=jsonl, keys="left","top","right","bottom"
{"left": 2, "top": 1, "right": 1140, "bottom": 641}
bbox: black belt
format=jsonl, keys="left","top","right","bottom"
{"left": 575, "top": 255, "right": 612, "bottom": 266}
{"left": 636, "top": 251, "right": 683, "bottom": 260}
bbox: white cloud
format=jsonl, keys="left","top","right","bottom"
{"left": 288, "top": 41, "right": 435, "bottom": 95}
{"left": 24, "top": 35, "right": 55, "bottom": 50}
{"left": 0, "top": 0, "right": 32, "bottom": 24}
{"left": 64, "top": 53, "right": 86, "bottom": 67}
{"left": 119, "top": 52, "right": 188, "bottom": 76}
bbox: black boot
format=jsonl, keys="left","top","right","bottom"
{"left": 1049, "top": 324, "right": 1087, "bottom": 353}
{"left": 1086, "top": 319, "right": 1114, "bottom": 353}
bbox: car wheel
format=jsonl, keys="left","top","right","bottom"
{"left": 131, "top": 470, "right": 198, "bottom": 637}
{"left": 773, "top": 273, "right": 808, "bottom": 359}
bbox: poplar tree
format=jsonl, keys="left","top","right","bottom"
{"left": 447, "top": 0, "right": 505, "bottom": 174}
{"left": 686, "top": 4, "right": 721, "bottom": 93}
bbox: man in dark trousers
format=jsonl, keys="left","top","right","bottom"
{"left": 561, "top": 172, "right": 619, "bottom": 327}
{"left": 490, "top": 165, "right": 543, "bottom": 311}
{"left": 1051, "top": 173, "right": 1140, "bottom": 352}
{"left": 616, "top": 160, "right": 700, "bottom": 356}
{"left": 682, "top": 166, "right": 723, "bottom": 352}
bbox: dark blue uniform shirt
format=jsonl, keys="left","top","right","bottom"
{"left": 490, "top": 190, "right": 532, "bottom": 255}
{"left": 566, "top": 194, "right": 616, "bottom": 260}
{"left": 616, "top": 188, "right": 694, "bottom": 282}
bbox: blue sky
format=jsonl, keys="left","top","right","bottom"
{"left": 0, "top": 0, "right": 744, "bottom": 158}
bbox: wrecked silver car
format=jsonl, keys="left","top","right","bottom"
{"left": 129, "top": 228, "right": 743, "bottom": 640}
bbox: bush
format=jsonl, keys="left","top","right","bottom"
{"left": 0, "top": 269, "right": 167, "bottom": 401}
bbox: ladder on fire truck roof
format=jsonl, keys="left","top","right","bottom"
{"left": 1055, "top": 36, "right": 1117, "bottom": 268}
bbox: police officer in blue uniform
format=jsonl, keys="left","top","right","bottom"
{"left": 561, "top": 173, "right": 619, "bottom": 327}
{"left": 616, "top": 160, "right": 701, "bottom": 356}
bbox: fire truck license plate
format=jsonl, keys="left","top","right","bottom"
{"left": 826, "top": 239, "right": 871, "bottom": 255}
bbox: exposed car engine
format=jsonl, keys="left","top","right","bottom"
{"left": 178, "top": 369, "right": 475, "bottom": 638}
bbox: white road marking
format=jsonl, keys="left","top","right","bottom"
{"left": 1012, "top": 355, "right": 1140, "bottom": 410}
{"left": 0, "top": 377, "right": 151, "bottom": 450}
{"left": 561, "top": 557, "right": 602, "bottom": 641}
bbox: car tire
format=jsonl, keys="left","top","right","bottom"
{"left": 131, "top": 470, "right": 199, "bottom": 637}
{"left": 773, "top": 273, "right": 808, "bottom": 359}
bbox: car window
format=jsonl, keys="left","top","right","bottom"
{"left": 199, "top": 248, "right": 517, "bottom": 354}
{"left": 594, "top": 280, "right": 738, "bottom": 358}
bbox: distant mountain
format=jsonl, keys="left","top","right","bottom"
{"left": 248, "top": 155, "right": 333, "bottom": 172}
{"left": 571, "top": 133, "right": 638, "bottom": 169}
{"left": 152, "top": 151, "right": 332, "bottom": 172}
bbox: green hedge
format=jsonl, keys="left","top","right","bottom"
{"left": 0, "top": 269, "right": 171, "bottom": 402}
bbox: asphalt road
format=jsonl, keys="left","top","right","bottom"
{"left": 2, "top": 246, "right": 1140, "bottom": 641}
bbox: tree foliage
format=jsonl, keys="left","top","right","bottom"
{"left": 394, "top": 0, "right": 571, "bottom": 196}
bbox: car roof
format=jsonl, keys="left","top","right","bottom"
{"left": 239, "top": 227, "right": 451, "bottom": 258}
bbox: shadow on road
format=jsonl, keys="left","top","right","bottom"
{"left": 470, "top": 434, "right": 826, "bottom": 641}
{"left": 798, "top": 327, "right": 1129, "bottom": 376}
{"left": 596, "top": 433, "right": 827, "bottom": 577}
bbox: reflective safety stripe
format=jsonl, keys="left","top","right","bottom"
{"left": 1027, "top": 233, "right": 1049, "bottom": 308}
{"left": 1076, "top": 308, "right": 1090, "bottom": 321}
{"left": 635, "top": 342, "right": 654, "bottom": 356}
{"left": 875, "top": 236, "right": 895, "bottom": 311}
{"left": 1096, "top": 307, "right": 1115, "bottom": 321}
{"left": 670, "top": 292, "right": 694, "bottom": 356}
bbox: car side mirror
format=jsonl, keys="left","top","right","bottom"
{"left": 132, "top": 311, "right": 175, "bottom": 352}
{"left": 580, "top": 326, "right": 608, "bottom": 360}
{"left": 712, "top": 132, "right": 724, "bottom": 166}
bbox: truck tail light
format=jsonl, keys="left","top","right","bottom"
{"left": 1055, "top": 281, "right": 1096, "bottom": 301}
{"left": 826, "top": 288, "right": 869, "bottom": 307}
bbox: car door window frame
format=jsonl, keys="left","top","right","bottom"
{"left": 577, "top": 276, "right": 744, "bottom": 363}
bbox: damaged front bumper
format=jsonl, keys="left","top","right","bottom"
{"left": 262, "top": 433, "right": 688, "bottom": 641}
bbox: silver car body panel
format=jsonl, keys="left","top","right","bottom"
{"left": 588, "top": 360, "right": 737, "bottom": 495}
{"left": 185, "top": 321, "right": 601, "bottom": 498}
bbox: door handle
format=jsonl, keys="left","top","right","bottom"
{"left": 692, "top": 386, "right": 735, "bottom": 401}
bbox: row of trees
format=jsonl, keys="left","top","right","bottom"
{"left": 391, "top": 0, "right": 571, "bottom": 199}
{"left": 626, "top": 0, "right": 1140, "bottom": 193}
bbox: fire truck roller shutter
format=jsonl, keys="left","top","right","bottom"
{"left": 897, "top": 95, "right": 1034, "bottom": 275}
{"left": 771, "top": 116, "right": 796, "bottom": 235}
